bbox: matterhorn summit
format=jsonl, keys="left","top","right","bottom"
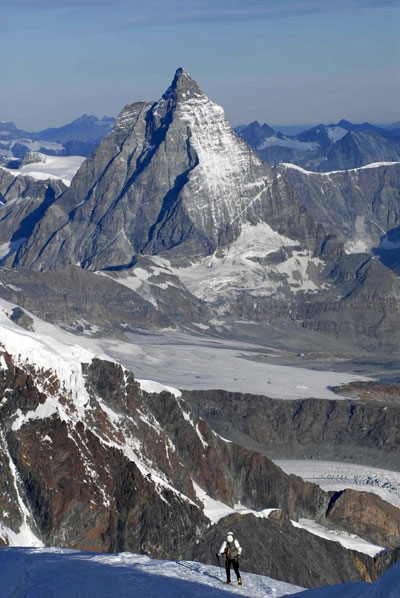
{"left": 161, "top": 66, "right": 204, "bottom": 102}
{"left": 11, "top": 68, "right": 323, "bottom": 273}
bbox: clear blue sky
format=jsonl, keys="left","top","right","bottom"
{"left": 1, "top": 0, "right": 399, "bottom": 131}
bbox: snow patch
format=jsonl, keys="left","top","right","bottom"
{"left": 138, "top": 379, "right": 182, "bottom": 397}
{"left": 4, "top": 155, "right": 85, "bottom": 185}
{"left": 0, "top": 521, "right": 43, "bottom": 548}
{"left": 173, "top": 222, "right": 325, "bottom": 301}
{"left": 326, "top": 126, "right": 348, "bottom": 143}
{"left": 258, "top": 135, "right": 319, "bottom": 151}
{"left": 292, "top": 519, "right": 383, "bottom": 557}
{"left": 192, "top": 481, "right": 278, "bottom": 524}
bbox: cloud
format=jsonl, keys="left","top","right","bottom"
{"left": 2, "top": 0, "right": 398, "bottom": 39}
{"left": 112, "top": 1, "right": 399, "bottom": 31}
{"left": 5, "top": 0, "right": 398, "bottom": 22}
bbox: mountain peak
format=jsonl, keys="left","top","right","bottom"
{"left": 162, "top": 67, "right": 204, "bottom": 102}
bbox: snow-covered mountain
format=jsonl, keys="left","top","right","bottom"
{"left": 0, "top": 68, "right": 398, "bottom": 358}
{"left": 11, "top": 68, "right": 324, "bottom": 271}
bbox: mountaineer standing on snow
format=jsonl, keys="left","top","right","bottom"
{"left": 218, "top": 531, "right": 242, "bottom": 587}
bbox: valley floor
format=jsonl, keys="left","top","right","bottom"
{"left": 100, "top": 329, "right": 372, "bottom": 401}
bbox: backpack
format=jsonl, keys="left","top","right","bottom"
{"left": 226, "top": 540, "right": 239, "bottom": 559}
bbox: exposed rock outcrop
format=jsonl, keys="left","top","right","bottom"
{"left": 325, "top": 489, "right": 400, "bottom": 549}
{"left": 279, "top": 162, "right": 400, "bottom": 255}
{"left": 183, "top": 386, "right": 400, "bottom": 470}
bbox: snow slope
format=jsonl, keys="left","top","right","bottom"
{"left": 1, "top": 548, "right": 399, "bottom": 598}
{"left": 0, "top": 548, "right": 304, "bottom": 597}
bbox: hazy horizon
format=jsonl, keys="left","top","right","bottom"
{"left": 1, "top": 1, "right": 399, "bottom": 130}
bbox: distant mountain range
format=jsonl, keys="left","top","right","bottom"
{"left": 237, "top": 119, "right": 400, "bottom": 171}
{"left": 1, "top": 111, "right": 399, "bottom": 172}
{"left": 0, "top": 114, "right": 115, "bottom": 161}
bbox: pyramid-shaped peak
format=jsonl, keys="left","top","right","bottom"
{"left": 162, "top": 68, "right": 204, "bottom": 102}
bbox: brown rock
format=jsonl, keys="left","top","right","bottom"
{"left": 325, "top": 489, "right": 400, "bottom": 549}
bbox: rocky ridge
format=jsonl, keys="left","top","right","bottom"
{"left": 278, "top": 161, "right": 400, "bottom": 264}
{"left": 183, "top": 383, "right": 400, "bottom": 470}
{"left": 0, "top": 115, "right": 115, "bottom": 161}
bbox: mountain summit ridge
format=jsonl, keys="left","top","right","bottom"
{"left": 9, "top": 68, "right": 325, "bottom": 272}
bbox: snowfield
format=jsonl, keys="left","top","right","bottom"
{"left": 0, "top": 549, "right": 305, "bottom": 597}
{"left": 104, "top": 329, "right": 369, "bottom": 401}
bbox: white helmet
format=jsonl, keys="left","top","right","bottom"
{"left": 226, "top": 532, "right": 234, "bottom": 542}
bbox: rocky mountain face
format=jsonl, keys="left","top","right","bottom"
{"left": 322, "top": 129, "right": 400, "bottom": 171}
{"left": 0, "top": 336, "right": 399, "bottom": 588}
{"left": 278, "top": 162, "right": 400, "bottom": 254}
{"left": 0, "top": 168, "right": 67, "bottom": 265}
{"left": 183, "top": 382, "right": 400, "bottom": 470}
{"left": 238, "top": 120, "right": 400, "bottom": 172}
{"left": 10, "top": 68, "right": 325, "bottom": 271}
{"left": 278, "top": 161, "right": 400, "bottom": 278}
{"left": 238, "top": 120, "right": 275, "bottom": 147}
